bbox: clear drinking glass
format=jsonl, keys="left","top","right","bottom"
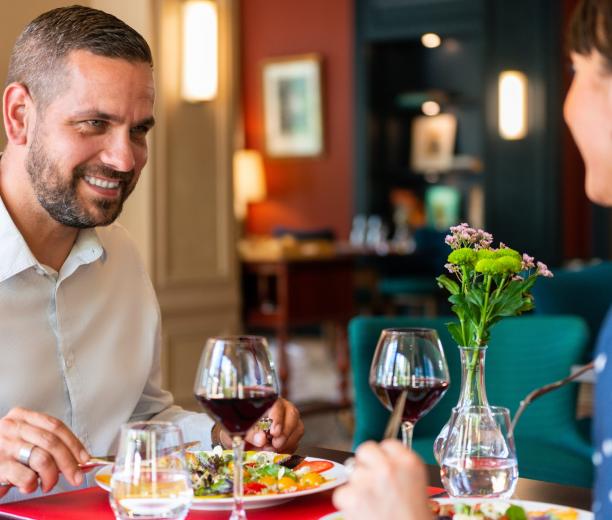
{"left": 109, "top": 421, "right": 193, "bottom": 520}
{"left": 369, "top": 328, "right": 450, "bottom": 449}
{"left": 193, "top": 336, "right": 279, "bottom": 520}
{"left": 440, "top": 406, "right": 518, "bottom": 498}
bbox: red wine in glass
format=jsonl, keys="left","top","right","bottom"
{"left": 194, "top": 336, "right": 280, "bottom": 520}
{"left": 369, "top": 328, "right": 450, "bottom": 449}
{"left": 195, "top": 387, "right": 278, "bottom": 435}
{"left": 372, "top": 378, "right": 449, "bottom": 423}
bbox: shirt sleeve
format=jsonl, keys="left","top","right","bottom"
{"left": 128, "top": 304, "right": 215, "bottom": 449}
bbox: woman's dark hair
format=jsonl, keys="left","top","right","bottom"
{"left": 569, "top": 0, "right": 612, "bottom": 70}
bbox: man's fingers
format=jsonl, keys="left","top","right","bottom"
{"left": 6, "top": 421, "right": 83, "bottom": 487}
{"left": 267, "top": 399, "right": 286, "bottom": 436}
{"left": 27, "top": 447, "right": 62, "bottom": 492}
{"left": 6, "top": 408, "right": 88, "bottom": 463}
{"left": 0, "top": 460, "right": 39, "bottom": 495}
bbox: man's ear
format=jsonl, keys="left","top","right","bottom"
{"left": 3, "top": 83, "right": 33, "bottom": 145}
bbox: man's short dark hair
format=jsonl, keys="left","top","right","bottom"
{"left": 6, "top": 4, "right": 153, "bottom": 107}
{"left": 569, "top": 0, "right": 612, "bottom": 71}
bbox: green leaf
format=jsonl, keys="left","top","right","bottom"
{"left": 447, "top": 322, "right": 464, "bottom": 346}
{"left": 436, "top": 275, "right": 460, "bottom": 295}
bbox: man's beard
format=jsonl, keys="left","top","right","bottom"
{"left": 25, "top": 129, "right": 135, "bottom": 229}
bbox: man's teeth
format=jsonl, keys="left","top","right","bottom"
{"left": 84, "top": 176, "right": 120, "bottom": 189}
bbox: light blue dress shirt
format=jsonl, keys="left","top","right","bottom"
{"left": 0, "top": 195, "right": 213, "bottom": 502}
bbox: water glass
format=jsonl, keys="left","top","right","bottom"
{"left": 110, "top": 421, "right": 193, "bottom": 520}
{"left": 440, "top": 406, "right": 518, "bottom": 499}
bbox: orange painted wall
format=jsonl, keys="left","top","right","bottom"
{"left": 239, "top": 0, "right": 354, "bottom": 239}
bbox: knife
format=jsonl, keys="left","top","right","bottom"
{"left": 79, "top": 440, "right": 201, "bottom": 469}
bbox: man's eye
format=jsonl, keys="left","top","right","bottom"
{"left": 84, "top": 120, "right": 107, "bottom": 130}
{"left": 131, "top": 126, "right": 150, "bottom": 138}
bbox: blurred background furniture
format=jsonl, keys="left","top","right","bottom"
{"left": 376, "top": 227, "right": 449, "bottom": 315}
{"left": 349, "top": 314, "right": 593, "bottom": 487}
{"left": 242, "top": 255, "right": 354, "bottom": 405}
{"left": 532, "top": 261, "right": 612, "bottom": 356}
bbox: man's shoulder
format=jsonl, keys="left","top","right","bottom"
{"left": 95, "top": 222, "right": 146, "bottom": 269}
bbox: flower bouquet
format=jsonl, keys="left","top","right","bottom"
{"left": 433, "top": 223, "right": 553, "bottom": 496}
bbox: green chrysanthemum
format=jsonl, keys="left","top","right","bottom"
{"left": 495, "top": 247, "right": 521, "bottom": 261}
{"left": 448, "top": 247, "right": 477, "bottom": 266}
{"left": 475, "top": 258, "right": 496, "bottom": 274}
{"left": 476, "top": 249, "right": 496, "bottom": 261}
{"left": 493, "top": 256, "right": 522, "bottom": 274}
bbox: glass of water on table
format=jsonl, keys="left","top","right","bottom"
{"left": 109, "top": 421, "right": 193, "bottom": 520}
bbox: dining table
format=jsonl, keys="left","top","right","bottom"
{"left": 0, "top": 445, "right": 593, "bottom": 519}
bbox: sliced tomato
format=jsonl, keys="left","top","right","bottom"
{"left": 294, "top": 460, "right": 334, "bottom": 473}
{"left": 243, "top": 482, "right": 267, "bottom": 495}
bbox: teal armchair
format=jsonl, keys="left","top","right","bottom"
{"left": 349, "top": 315, "right": 593, "bottom": 487}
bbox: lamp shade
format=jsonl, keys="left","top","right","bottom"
{"left": 181, "top": 0, "right": 218, "bottom": 102}
{"left": 233, "top": 150, "right": 267, "bottom": 219}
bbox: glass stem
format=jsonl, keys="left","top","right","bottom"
{"left": 401, "top": 421, "right": 415, "bottom": 450}
{"left": 230, "top": 435, "right": 246, "bottom": 520}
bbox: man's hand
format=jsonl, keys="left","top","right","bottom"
{"left": 0, "top": 408, "right": 90, "bottom": 497}
{"left": 332, "top": 440, "right": 431, "bottom": 520}
{"left": 218, "top": 398, "right": 304, "bottom": 453}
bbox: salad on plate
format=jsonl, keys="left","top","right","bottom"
{"left": 187, "top": 446, "right": 334, "bottom": 498}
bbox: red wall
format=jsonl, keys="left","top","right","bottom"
{"left": 239, "top": 0, "right": 353, "bottom": 239}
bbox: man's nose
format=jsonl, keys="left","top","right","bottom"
{"left": 100, "top": 131, "right": 136, "bottom": 173}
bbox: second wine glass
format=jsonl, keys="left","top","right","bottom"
{"left": 193, "top": 336, "right": 279, "bottom": 520}
{"left": 369, "top": 328, "right": 450, "bottom": 449}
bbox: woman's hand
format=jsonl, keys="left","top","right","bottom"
{"left": 333, "top": 439, "right": 431, "bottom": 520}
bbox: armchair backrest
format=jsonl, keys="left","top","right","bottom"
{"left": 349, "top": 315, "right": 589, "bottom": 448}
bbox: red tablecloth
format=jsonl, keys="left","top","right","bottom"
{"left": 0, "top": 486, "right": 444, "bottom": 519}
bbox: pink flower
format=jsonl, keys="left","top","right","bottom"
{"left": 536, "top": 261, "right": 554, "bottom": 278}
{"left": 521, "top": 253, "right": 535, "bottom": 270}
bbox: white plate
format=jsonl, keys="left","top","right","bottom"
{"left": 95, "top": 457, "right": 347, "bottom": 511}
{"left": 433, "top": 498, "right": 593, "bottom": 519}
{"left": 318, "top": 498, "right": 593, "bottom": 520}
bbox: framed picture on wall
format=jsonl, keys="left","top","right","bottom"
{"left": 262, "top": 54, "right": 323, "bottom": 157}
{"left": 410, "top": 113, "right": 457, "bottom": 173}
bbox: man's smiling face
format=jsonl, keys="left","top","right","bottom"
{"left": 25, "top": 49, "right": 155, "bottom": 228}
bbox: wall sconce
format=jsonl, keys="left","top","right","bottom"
{"left": 421, "top": 100, "right": 441, "bottom": 116}
{"left": 498, "top": 70, "right": 527, "bottom": 140}
{"left": 233, "top": 150, "right": 267, "bottom": 220}
{"left": 181, "top": 0, "right": 218, "bottom": 102}
{"left": 421, "top": 33, "right": 442, "bottom": 48}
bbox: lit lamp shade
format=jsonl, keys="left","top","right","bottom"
{"left": 498, "top": 70, "right": 528, "bottom": 140}
{"left": 181, "top": 0, "right": 218, "bottom": 102}
{"left": 233, "top": 150, "right": 267, "bottom": 220}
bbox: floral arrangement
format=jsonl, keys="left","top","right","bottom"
{"left": 437, "top": 223, "right": 553, "bottom": 348}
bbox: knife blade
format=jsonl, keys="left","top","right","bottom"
{"left": 79, "top": 440, "right": 201, "bottom": 469}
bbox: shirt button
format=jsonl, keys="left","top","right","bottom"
{"left": 65, "top": 354, "right": 74, "bottom": 369}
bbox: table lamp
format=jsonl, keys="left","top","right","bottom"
{"left": 233, "top": 149, "right": 267, "bottom": 221}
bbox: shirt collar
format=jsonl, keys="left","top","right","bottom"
{"left": 0, "top": 191, "right": 105, "bottom": 283}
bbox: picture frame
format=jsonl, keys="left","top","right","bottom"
{"left": 262, "top": 54, "right": 323, "bottom": 157}
{"left": 410, "top": 113, "right": 457, "bottom": 173}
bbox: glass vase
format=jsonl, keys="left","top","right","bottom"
{"left": 433, "top": 345, "right": 489, "bottom": 464}
{"left": 440, "top": 406, "right": 518, "bottom": 498}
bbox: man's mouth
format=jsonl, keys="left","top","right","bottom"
{"left": 83, "top": 175, "right": 121, "bottom": 190}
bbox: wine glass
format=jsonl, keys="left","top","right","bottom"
{"left": 109, "top": 421, "right": 193, "bottom": 520}
{"left": 369, "top": 328, "right": 450, "bottom": 449}
{"left": 193, "top": 336, "right": 279, "bottom": 520}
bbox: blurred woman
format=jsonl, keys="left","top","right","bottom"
{"left": 333, "top": 0, "right": 612, "bottom": 518}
